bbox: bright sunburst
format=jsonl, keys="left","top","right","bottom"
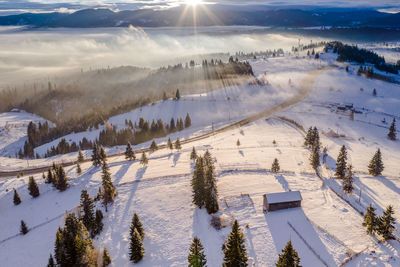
{"left": 185, "top": 0, "right": 203, "bottom": 6}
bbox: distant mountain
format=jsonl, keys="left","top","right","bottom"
{"left": 0, "top": 5, "right": 398, "bottom": 28}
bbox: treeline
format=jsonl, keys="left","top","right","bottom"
{"left": 325, "top": 41, "right": 399, "bottom": 74}
{"left": 25, "top": 114, "right": 192, "bottom": 158}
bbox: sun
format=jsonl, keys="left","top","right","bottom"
{"left": 185, "top": 0, "right": 203, "bottom": 6}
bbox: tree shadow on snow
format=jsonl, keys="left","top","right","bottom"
{"left": 113, "top": 161, "right": 134, "bottom": 185}
{"left": 274, "top": 174, "right": 290, "bottom": 192}
{"left": 238, "top": 150, "right": 244, "bottom": 157}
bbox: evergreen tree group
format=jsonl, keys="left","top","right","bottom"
{"left": 271, "top": 158, "right": 280, "bottom": 173}
{"left": 150, "top": 140, "right": 158, "bottom": 151}
{"left": 46, "top": 163, "right": 69, "bottom": 191}
{"left": 191, "top": 151, "right": 219, "bottom": 214}
{"left": 13, "top": 188, "right": 21, "bottom": 205}
{"left": 368, "top": 149, "right": 384, "bottom": 176}
{"left": 388, "top": 118, "right": 396, "bottom": 140}
{"left": 91, "top": 143, "right": 106, "bottom": 166}
{"left": 363, "top": 204, "right": 396, "bottom": 240}
{"left": 188, "top": 237, "right": 207, "bottom": 267}
{"left": 80, "top": 190, "right": 104, "bottom": 238}
{"left": 304, "top": 127, "right": 320, "bottom": 149}
{"left": 125, "top": 142, "right": 136, "bottom": 161}
{"left": 276, "top": 240, "right": 301, "bottom": 267}
{"left": 129, "top": 214, "right": 145, "bottom": 263}
{"left": 335, "top": 145, "right": 347, "bottom": 179}
{"left": 222, "top": 220, "right": 248, "bottom": 267}
{"left": 28, "top": 176, "right": 40, "bottom": 198}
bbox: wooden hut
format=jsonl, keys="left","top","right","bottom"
{"left": 263, "top": 191, "right": 302, "bottom": 212}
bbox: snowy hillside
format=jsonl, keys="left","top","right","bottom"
{"left": 2, "top": 50, "right": 400, "bottom": 266}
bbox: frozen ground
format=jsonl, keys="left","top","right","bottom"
{"left": 1, "top": 51, "right": 400, "bottom": 266}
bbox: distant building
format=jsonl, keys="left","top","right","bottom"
{"left": 263, "top": 191, "right": 302, "bottom": 212}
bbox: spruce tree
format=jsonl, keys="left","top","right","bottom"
{"left": 20, "top": 220, "right": 28, "bottom": 235}
{"left": 13, "top": 188, "right": 21, "bottom": 205}
{"left": 99, "top": 146, "right": 107, "bottom": 163}
{"left": 378, "top": 205, "right": 396, "bottom": 240}
{"left": 175, "top": 138, "right": 182, "bottom": 150}
{"left": 101, "top": 160, "right": 116, "bottom": 210}
{"left": 47, "top": 254, "right": 55, "bottom": 267}
{"left": 77, "top": 163, "right": 82, "bottom": 174}
{"left": 276, "top": 240, "right": 301, "bottom": 267}
{"left": 368, "top": 149, "right": 384, "bottom": 176}
{"left": 93, "top": 209, "right": 104, "bottom": 236}
{"left": 102, "top": 248, "right": 111, "bottom": 267}
{"left": 80, "top": 189, "right": 95, "bottom": 235}
{"left": 125, "top": 142, "right": 135, "bottom": 161}
{"left": 46, "top": 168, "right": 53, "bottom": 184}
{"left": 223, "top": 220, "right": 248, "bottom": 267}
{"left": 131, "top": 213, "right": 145, "bottom": 239}
{"left": 56, "top": 166, "right": 68, "bottom": 191}
{"left": 28, "top": 176, "right": 40, "bottom": 198}
{"left": 150, "top": 140, "right": 158, "bottom": 151}
{"left": 190, "top": 147, "right": 197, "bottom": 161}
{"left": 129, "top": 228, "right": 145, "bottom": 263}
{"left": 188, "top": 237, "right": 207, "bottom": 267}
{"left": 78, "top": 149, "right": 84, "bottom": 163}
{"left": 236, "top": 139, "right": 241, "bottom": 147}
{"left": 271, "top": 158, "right": 280, "bottom": 173}
{"left": 363, "top": 204, "right": 378, "bottom": 234}
{"left": 342, "top": 165, "right": 354, "bottom": 194}
{"left": 176, "top": 89, "right": 181, "bottom": 100}
{"left": 192, "top": 157, "right": 206, "bottom": 208}
{"left": 91, "top": 143, "right": 101, "bottom": 166}
{"left": 204, "top": 163, "right": 219, "bottom": 214}
{"left": 310, "top": 140, "right": 320, "bottom": 172}
{"left": 304, "top": 127, "right": 313, "bottom": 148}
{"left": 167, "top": 138, "right": 173, "bottom": 150}
{"left": 388, "top": 118, "right": 396, "bottom": 140}
{"left": 185, "top": 113, "right": 192, "bottom": 128}
{"left": 140, "top": 152, "right": 148, "bottom": 166}
{"left": 335, "top": 145, "right": 347, "bottom": 179}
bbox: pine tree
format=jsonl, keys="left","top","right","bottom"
{"left": 102, "top": 248, "right": 111, "bottom": 267}
{"left": 271, "top": 158, "right": 280, "bottom": 173}
{"left": 140, "top": 152, "right": 148, "bottom": 166}
{"left": 368, "top": 149, "right": 384, "bottom": 176}
{"left": 188, "top": 237, "right": 207, "bottom": 267}
{"left": 236, "top": 139, "right": 241, "bottom": 147}
{"left": 129, "top": 228, "right": 145, "bottom": 263}
{"left": 335, "top": 145, "right": 347, "bottom": 179}
{"left": 190, "top": 147, "right": 197, "bottom": 161}
{"left": 176, "top": 89, "right": 181, "bottom": 100}
{"left": 223, "top": 220, "right": 248, "bottom": 267}
{"left": 78, "top": 149, "right": 84, "bottom": 163}
{"left": 167, "top": 138, "right": 173, "bottom": 150}
{"left": 276, "top": 240, "right": 301, "bottom": 267}
{"left": 378, "top": 205, "right": 396, "bottom": 240}
{"left": 185, "top": 113, "right": 192, "bottom": 128}
{"left": 304, "top": 127, "right": 313, "bottom": 148}
{"left": 388, "top": 118, "right": 396, "bottom": 140}
{"left": 342, "top": 165, "right": 354, "bottom": 194}
{"left": 192, "top": 157, "right": 206, "bottom": 208}
{"left": 13, "top": 188, "right": 21, "bottom": 205}
{"left": 310, "top": 140, "right": 320, "bottom": 172}
{"left": 91, "top": 143, "right": 101, "bottom": 166}
{"left": 92, "top": 209, "right": 104, "bottom": 236}
{"left": 131, "top": 213, "right": 145, "bottom": 239}
{"left": 56, "top": 166, "right": 69, "bottom": 191}
{"left": 373, "top": 88, "right": 377, "bottom": 96}
{"left": 20, "top": 220, "right": 28, "bottom": 235}
{"left": 175, "top": 138, "right": 182, "bottom": 150}
{"left": 363, "top": 204, "right": 378, "bottom": 234}
{"left": 99, "top": 145, "right": 107, "bottom": 163}
{"left": 47, "top": 254, "right": 55, "bottom": 267}
{"left": 80, "top": 189, "right": 95, "bottom": 235}
{"left": 77, "top": 163, "right": 82, "bottom": 174}
{"left": 150, "top": 140, "right": 158, "bottom": 151}
{"left": 125, "top": 142, "right": 135, "bottom": 161}
{"left": 28, "top": 176, "right": 40, "bottom": 198}
{"left": 204, "top": 163, "right": 219, "bottom": 214}
{"left": 101, "top": 161, "right": 116, "bottom": 209}
{"left": 46, "top": 168, "right": 53, "bottom": 184}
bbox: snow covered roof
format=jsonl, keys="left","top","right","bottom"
{"left": 264, "top": 191, "right": 302, "bottom": 204}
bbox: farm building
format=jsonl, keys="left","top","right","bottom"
{"left": 263, "top": 191, "right": 302, "bottom": 212}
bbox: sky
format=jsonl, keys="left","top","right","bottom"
{"left": 0, "top": 0, "right": 399, "bottom": 15}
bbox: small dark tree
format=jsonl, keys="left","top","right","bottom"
{"left": 368, "top": 149, "right": 384, "bottom": 176}
{"left": 190, "top": 147, "right": 197, "bottom": 161}
{"left": 185, "top": 113, "right": 192, "bottom": 128}
{"left": 310, "top": 140, "right": 320, "bottom": 172}
{"left": 13, "top": 188, "right": 21, "bottom": 205}
{"left": 276, "top": 240, "right": 301, "bottom": 267}
{"left": 373, "top": 88, "right": 377, "bottom": 96}
{"left": 236, "top": 139, "right": 241, "bottom": 147}
{"left": 188, "top": 237, "right": 207, "bottom": 267}
{"left": 175, "top": 138, "right": 182, "bottom": 150}
{"left": 378, "top": 205, "right": 396, "bottom": 240}
{"left": 271, "top": 158, "right": 280, "bottom": 173}
{"left": 335, "top": 145, "right": 347, "bottom": 179}
{"left": 150, "top": 140, "right": 158, "bottom": 151}
{"left": 46, "top": 168, "right": 53, "bottom": 184}
{"left": 342, "top": 165, "right": 354, "bottom": 194}
{"left": 77, "top": 163, "right": 82, "bottom": 174}
{"left": 167, "top": 138, "right": 173, "bottom": 150}
{"left": 131, "top": 213, "right": 145, "bottom": 239}
{"left": 363, "top": 204, "right": 378, "bottom": 234}
{"left": 140, "top": 152, "right": 148, "bottom": 166}
{"left": 204, "top": 163, "right": 219, "bottom": 214}
{"left": 20, "top": 220, "right": 28, "bottom": 235}
{"left": 78, "top": 149, "right": 84, "bottom": 163}
{"left": 304, "top": 127, "right": 313, "bottom": 148}
{"left": 47, "top": 254, "right": 55, "bottom": 267}
{"left": 223, "top": 220, "right": 248, "bottom": 267}
{"left": 388, "top": 118, "right": 396, "bottom": 140}
{"left": 176, "top": 89, "right": 181, "bottom": 100}
{"left": 91, "top": 143, "right": 101, "bottom": 166}
{"left": 125, "top": 142, "right": 136, "bottom": 161}
{"left": 102, "top": 247, "right": 111, "bottom": 267}
{"left": 129, "top": 228, "right": 145, "bottom": 263}
{"left": 28, "top": 176, "right": 40, "bottom": 198}
{"left": 56, "top": 166, "right": 69, "bottom": 192}
{"left": 101, "top": 161, "right": 116, "bottom": 210}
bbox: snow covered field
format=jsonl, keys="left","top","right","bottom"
{"left": 1, "top": 51, "right": 400, "bottom": 266}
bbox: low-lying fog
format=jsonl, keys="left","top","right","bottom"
{"left": 0, "top": 26, "right": 324, "bottom": 86}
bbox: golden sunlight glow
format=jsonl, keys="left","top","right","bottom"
{"left": 185, "top": 0, "right": 203, "bottom": 6}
